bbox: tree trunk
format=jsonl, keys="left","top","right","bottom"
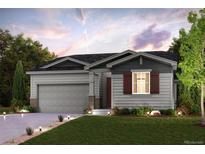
{"left": 200, "top": 84, "right": 205, "bottom": 125}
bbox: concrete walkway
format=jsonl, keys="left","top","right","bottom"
{"left": 0, "top": 113, "right": 82, "bottom": 144}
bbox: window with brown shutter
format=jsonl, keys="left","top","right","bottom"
{"left": 132, "top": 72, "right": 150, "bottom": 94}
{"left": 150, "top": 72, "right": 160, "bottom": 94}
{"left": 123, "top": 72, "right": 132, "bottom": 94}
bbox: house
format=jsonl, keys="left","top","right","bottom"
{"left": 26, "top": 50, "right": 178, "bottom": 114}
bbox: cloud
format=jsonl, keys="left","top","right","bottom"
{"left": 131, "top": 24, "right": 171, "bottom": 50}
{"left": 55, "top": 22, "right": 120, "bottom": 56}
{"left": 74, "top": 8, "right": 87, "bottom": 25}
{"left": 10, "top": 24, "right": 69, "bottom": 40}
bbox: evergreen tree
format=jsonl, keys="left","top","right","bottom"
{"left": 12, "top": 60, "right": 25, "bottom": 107}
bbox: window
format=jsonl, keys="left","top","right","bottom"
{"left": 132, "top": 72, "right": 150, "bottom": 94}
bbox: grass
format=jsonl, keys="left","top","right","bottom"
{"left": 0, "top": 107, "right": 11, "bottom": 115}
{"left": 22, "top": 116, "right": 205, "bottom": 145}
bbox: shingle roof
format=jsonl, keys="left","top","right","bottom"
{"left": 70, "top": 53, "right": 117, "bottom": 63}
{"left": 146, "top": 51, "right": 178, "bottom": 62}
{"left": 29, "top": 51, "right": 178, "bottom": 71}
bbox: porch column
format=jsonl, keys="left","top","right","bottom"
{"left": 94, "top": 73, "right": 101, "bottom": 109}
{"left": 88, "top": 72, "right": 95, "bottom": 110}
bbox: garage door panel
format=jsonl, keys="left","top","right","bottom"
{"left": 38, "top": 84, "right": 89, "bottom": 113}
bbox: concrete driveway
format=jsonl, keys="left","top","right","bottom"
{"left": 0, "top": 113, "right": 82, "bottom": 144}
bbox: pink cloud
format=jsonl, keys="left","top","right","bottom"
{"left": 10, "top": 24, "right": 69, "bottom": 40}
{"left": 55, "top": 23, "right": 119, "bottom": 56}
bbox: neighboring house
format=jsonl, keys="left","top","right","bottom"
{"left": 26, "top": 50, "right": 178, "bottom": 114}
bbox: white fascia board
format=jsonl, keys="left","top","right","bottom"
{"left": 142, "top": 53, "right": 177, "bottom": 66}
{"left": 41, "top": 57, "right": 89, "bottom": 69}
{"left": 131, "top": 69, "right": 152, "bottom": 72}
{"left": 106, "top": 54, "right": 140, "bottom": 68}
{"left": 84, "top": 50, "right": 136, "bottom": 70}
{"left": 26, "top": 70, "right": 89, "bottom": 75}
{"left": 107, "top": 52, "right": 177, "bottom": 68}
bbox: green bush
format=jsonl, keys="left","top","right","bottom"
{"left": 131, "top": 107, "right": 152, "bottom": 116}
{"left": 58, "top": 115, "right": 64, "bottom": 122}
{"left": 177, "top": 82, "right": 200, "bottom": 114}
{"left": 136, "top": 108, "right": 145, "bottom": 116}
{"left": 26, "top": 127, "right": 34, "bottom": 136}
{"left": 21, "top": 105, "right": 36, "bottom": 112}
{"left": 113, "top": 107, "right": 152, "bottom": 116}
{"left": 160, "top": 109, "right": 176, "bottom": 116}
{"left": 190, "top": 104, "right": 200, "bottom": 114}
{"left": 130, "top": 108, "right": 137, "bottom": 115}
{"left": 119, "top": 108, "right": 130, "bottom": 115}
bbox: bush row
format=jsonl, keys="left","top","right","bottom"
{"left": 113, "top": 107, "right": 176, "bottom": 116}
{"left": 113, "top": 107, "right": 152, "bottom": 116}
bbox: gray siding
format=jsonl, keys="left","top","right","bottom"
{"left": 111, "top": 56, "right": 172, "bottom": 74}
{"left": 112, "top": 73, "right": 174, "bottom": 109}
{"left": 30, "top": 73, "right": 89, "bottom": 99}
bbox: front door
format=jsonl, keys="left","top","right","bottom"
{"left": 106, "top": 77, "right": 111, "bottom": 108}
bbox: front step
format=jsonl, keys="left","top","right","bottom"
{"left": 92, "top": 109, "right": 112, "bottom": 116}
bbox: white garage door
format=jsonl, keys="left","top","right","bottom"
{"left": 38, "top": 84, "right": 89, "bottom": 113}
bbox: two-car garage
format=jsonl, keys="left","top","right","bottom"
{"left": 28, "top": 71, "right": 90, "bottom": 114}
{"left": 38, "top": 84, "right": 89, "bottom": 113}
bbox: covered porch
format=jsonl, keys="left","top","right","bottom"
{"left": 88, "top": 69, "right": 112, "bottom": 112}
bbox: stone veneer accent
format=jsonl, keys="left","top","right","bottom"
{"left": 94, "top": 97, "right": 100, "bottom": 109}
{"left": 30, "top": 98, "right": 38, "bottom": 110}
{"left": 88, "top": 96, "right": 95, "bottom": 110}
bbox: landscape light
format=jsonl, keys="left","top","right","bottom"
{"left": 21, "top": 113, "right": 24, "bottom": 118}
{"left": 177, "top": 111, "right": 182, "bottom": 116}
{"left": 67, "top": 115, "right": 70, "bottom": 119}
{"left": 88, "top": 110, "right": 92, "bottom": 114}
{"left": 146, "top": 111, "right": 150, "bottom": 115}
{"left": 39, "top": 126, "right": 42, "bottom": 132}
{"left": 3, "top": 115, "right": 6, "bottom": 120}
{"left": 107, "top": 111, "right": 111, "bottom": 115}
{"left": 3, "top": 112, "right": 6, "bottom": 115}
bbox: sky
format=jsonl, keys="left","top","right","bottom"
{"left": 0, "top": 8, "right": 200, "bottom": 56}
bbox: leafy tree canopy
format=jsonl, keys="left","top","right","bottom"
{"left": 0, "top": 29, "right": 57, "bottom": 106}
{"left": 177, "top": 9, "right": 205, "bottom": 89}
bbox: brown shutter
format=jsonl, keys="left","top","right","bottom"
{"left": 123, "top": 72, "right": 132, "bottom": 94}
{"left": 150, "top": 72, "right": 160, "bottom": 94}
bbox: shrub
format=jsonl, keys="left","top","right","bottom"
{"left": 58, "top": 115, "right": 64, "bottom": 122}
{"left": 130, "top": 108, "right": 137, "bottom": 115}
{"left": 26, "top": 127, "right": 33, "bottom": 136}
{"left": 142, "top": 107, "right": 152, "bottom": 113}
{"left": 177, "top": 82, "right": 200, "bottom": 114}
{"left": 131, "top": 107, "right": 152, "bottom": 116}
{"left": 21, "top": 105, "right": 36, "bottom": 112}
{"left": 112, "top": 107, "right": 120, "bottom": 115}
{"left": 119, "top": 108, "right": 130, "bottom": 115}
{"left": 160, "top": 109, "right": 176, "bottom": 116}
{"left": 135, "top": 108, "right": 145, "bottom": 116}
{"left": 176, "top": 105, "right": 189, "bottom": 115}
{"left": 190, "top": 104, "right": 200, "bottom": 114}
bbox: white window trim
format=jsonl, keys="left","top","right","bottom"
{"left": 132, "top": 71, "right": 150, "bottom": 94}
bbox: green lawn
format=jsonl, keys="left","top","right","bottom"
{"left": 22, "top": 116, "right": 205, "bottom": 145}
